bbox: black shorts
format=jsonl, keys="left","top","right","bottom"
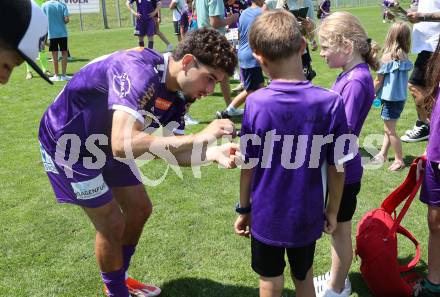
{"left": 409, "top": 51, "right": 432, "bottom": 87}
{"left": 337, "top": 182, "right": 361, "bottom": 222}
{"left": 49, "top": 37, "right": 68, "bottom": 52}
{"left": 251, "top": 237, "right": 315, "bottom": 281}
{"left": 241, "top": 67, "right": 264, "bottom": 91}
{"left": 173, "top": 13, "right": 189, "bottom": 35}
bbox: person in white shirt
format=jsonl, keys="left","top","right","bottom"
{"left": 170, "top": 0, "right": 189, "bottom": 41}
{"left": 400, "top": 0, "right": 440, "bottom": 143}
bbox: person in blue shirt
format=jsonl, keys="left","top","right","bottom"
{"left": 42, "top": 0, "right": 71, "bottom": 82}
{"left": 216, "top": 0, "right": 264, "bottom": 119}
{"left": 373, "top": 22, "right": 413, "bottom": 171}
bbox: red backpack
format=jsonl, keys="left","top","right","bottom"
{"left": 355, "top": 157, "right": 426, "bottom": 297}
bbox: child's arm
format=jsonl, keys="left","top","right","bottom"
{"left": 325, "top": 165, "right": 344, "bottom": 234}
{"left": 149, "top": 1, "right": 161, "bottom": 18}
{"left": 126, "top": 0, "right": 141, "bottom": 18}
{"left": 374, "top": 74, "right": 384, "bottom": 94}
{"left": 234, "top": 168, "right": 253, "bottom": 237}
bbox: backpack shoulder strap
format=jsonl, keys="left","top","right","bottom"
{"left": 381, "top": 156, "right": 425, "bottom": 215}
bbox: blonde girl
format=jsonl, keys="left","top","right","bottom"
{"left": 315, "top": 11, "right": 380, "bottom": 297}
{"left": 373, "top": 21, "right": 413, "bottom": 171}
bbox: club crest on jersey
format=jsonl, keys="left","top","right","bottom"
{"left": 113, "top": 73, "right": 131, "bottom": 98}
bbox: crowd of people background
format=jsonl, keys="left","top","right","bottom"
{"left": 0, "top": 0, "right": 440, "bottom": 297}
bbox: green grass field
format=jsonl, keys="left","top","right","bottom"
{"left": 0, "top": 4, "right": 430, "bottom": 297}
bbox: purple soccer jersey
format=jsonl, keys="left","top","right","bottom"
{"left": 130, "top": 0, "right": 156, "bottom": 36}
{"left": 331, "top": 63, "right": 375, "bottom": 185}
{"left": 427, "top": 90, "right": 440, "bottom": 163}
{"left": 420, "top": 90, "right": 440, "bottom": 207}
{"left": 39, "top": 49, "right": 187, "bottom": 207}
{"left": 240, "top": 80, "right": 349, "bottom": 247}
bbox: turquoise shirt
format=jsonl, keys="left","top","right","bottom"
{"left": 42, "top": 0, "right": 69, "bottom": 39}
{"left": 196, "top": 0, "right": 226, "bottom": 35}
{"left": 376, "top": 59, "right": 413, "bottom": 101}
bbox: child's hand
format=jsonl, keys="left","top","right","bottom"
{"left": 234, "top": 214, "right": 251, "bottom": 237}
{"left": 206, "top": 142, "right": 240, "bottom": 168}
{"left": 324, "top": 211, "right": 337, "bottom": 234}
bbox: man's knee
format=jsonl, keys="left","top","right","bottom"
{"left": 84, "top": 201, "right": 126, "bottom": 242}
{"left": 132, "top": 196, "right": 153, "bottom": 223}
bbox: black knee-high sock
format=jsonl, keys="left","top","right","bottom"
{"left": 139, "top": 41, "right": 145, "bottom": 47}
{"left": 148, "top": 41, "right": 154, "bottom": 49}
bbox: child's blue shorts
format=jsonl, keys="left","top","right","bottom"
{"left": 381, "top": 100, "right": 406, "bottom": 120}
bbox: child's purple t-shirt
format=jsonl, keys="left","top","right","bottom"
{"left": 240, "top": 80, "right": 349, "bottom": 247}
{"left": 39, "top": 49, "right": 186, "bottom": 157}
{"left": 427, "top": 90, "right": 440, "bottom": 163}
{"left": 332, "top": 63, "right": 374, "bottom": 184}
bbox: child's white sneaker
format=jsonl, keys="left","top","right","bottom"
{"left": 313, "top": 272, "right": 351, "bottom": 297}
{"left": 315, "top": 283, "right": 351, "bottom": 297}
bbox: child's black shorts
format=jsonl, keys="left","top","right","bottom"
{"left": 251, "top": 237, "right": 315, "bottom": 281}
{"left": 337, "top": 182, "right": 361, "bottom": 222}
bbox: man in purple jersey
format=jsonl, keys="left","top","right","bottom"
{"left": 38, "top": 28, "right": 238, "bottom": 297}
{"left": 234, "top": 10, "right": 347, "bottom": 297}
{"left": 415, "top": 40, "right": 440, "bottom": 297}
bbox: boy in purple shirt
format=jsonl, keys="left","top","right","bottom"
{"left": 234, "top": 10, "right": 347, "bottom": 297}
{"left": 415, "top": 39, "right": 440, "bottom": 297}
{"left": 315, "top": 12, "right": 379, "bottom": 297}
{"left": 38, "top": 28, "right": 239, "bottom": 297}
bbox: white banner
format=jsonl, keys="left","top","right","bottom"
{"left": 61, "top": 0, "right": 100, "bottom": 14}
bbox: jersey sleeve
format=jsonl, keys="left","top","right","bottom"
{"left": 240, "top": 96, "right": 259, "bottom": 162}
{"left": 107, "top": 56, "right": 159, "bottom": 125}
{"left": 327, "top": 95, "right": 350, "bottom": 166}
{"left": 340, "top": 80, "right": 367, "bottom": 134}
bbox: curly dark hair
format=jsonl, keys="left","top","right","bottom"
{"left": 172, "top": 28, "right": 237, "bottom": 77}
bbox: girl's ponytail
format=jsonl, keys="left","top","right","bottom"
{"left": 364, "top": 39, "right": 381, "bottom": 71}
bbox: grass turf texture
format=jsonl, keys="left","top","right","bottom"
{"left": 0, "top": 4, "right": 429, "bottom": 297}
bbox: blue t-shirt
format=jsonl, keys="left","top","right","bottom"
{"left": 237, "top": 6, "right": 262, "bottom": 69}
{"left": 42, "top": 0, "right": 69, "bottom": 39}
{"left": 376, "top": 59, "right": 413, "bottom": 101}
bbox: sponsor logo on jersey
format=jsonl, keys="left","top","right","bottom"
{"left": 40, "top": 144, "right": 59, "bottom": 174}
{"left": 155, "top": 97, "right": 172, "bottom": 110}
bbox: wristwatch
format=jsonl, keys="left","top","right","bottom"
{"left": 235, "top": 202, "right": 251, "bottom": 214}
